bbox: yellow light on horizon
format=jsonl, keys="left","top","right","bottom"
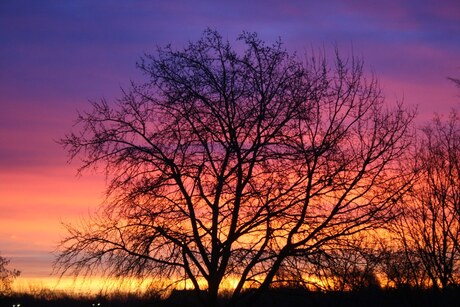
{"left": 13, "top": 276, "right": 160, "bottom": 296}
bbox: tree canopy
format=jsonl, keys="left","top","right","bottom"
{"left": 57, "top": 29, "right": 416, "bottom": 306}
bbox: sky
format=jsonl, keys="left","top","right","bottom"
{"left": 1, "top": 0, "right": 459, "bottom": 291}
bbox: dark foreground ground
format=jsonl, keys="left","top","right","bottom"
{"left": 1, "top": 288, "right": 460, "bottom": 307}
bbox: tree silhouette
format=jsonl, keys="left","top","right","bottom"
{"left": 393, "top": 110, "right": 460, "bottom": 289}
{"left": 304, "top": 234, "right": 382, "bottom": 291}
{"left": 57, "top": 29, "right": 416, "bottom": 306}
{"left": 0, "top": 254, "right": 20, "bottom": 294}
{"left": 379, "top": 247, "right": 428, "bottom": 289}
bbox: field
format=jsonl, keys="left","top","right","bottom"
{"left": 2, "top": 288, "right": 460, "bottom": 307}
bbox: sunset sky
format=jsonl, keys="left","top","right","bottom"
{"left": 1, "top": 0, "right": 459, "bottom": 291}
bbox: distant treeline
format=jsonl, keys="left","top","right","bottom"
{"left": 2, "top": 287, "right": 460, "bottom": 307}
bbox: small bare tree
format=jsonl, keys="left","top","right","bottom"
{"left": 0, "top": 254, "right": 20, "bottom": 294}
{"left": 57, "top": 29, "right": 416, "bottom": 306}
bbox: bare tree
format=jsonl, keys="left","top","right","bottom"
{"left": 394, "top": 110, "right": 460, "bottom": 289}
{"left": 0, "top": 254, "right": 20, "bottom": 294}
{"left": 57, "top": 29, "right": 416, "bottom": 306}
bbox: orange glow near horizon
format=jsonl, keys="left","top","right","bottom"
{"left": 11, "top": 274, "right": 329, "bottom": 296}
{"left": 12, "top": 276, "right": 157, "bottom": 296}
{"left": 12, "top": 275, "right": 234, "bottom": 296}
{"left": 0, "top": 164, "right": 106, "bottom": 288}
